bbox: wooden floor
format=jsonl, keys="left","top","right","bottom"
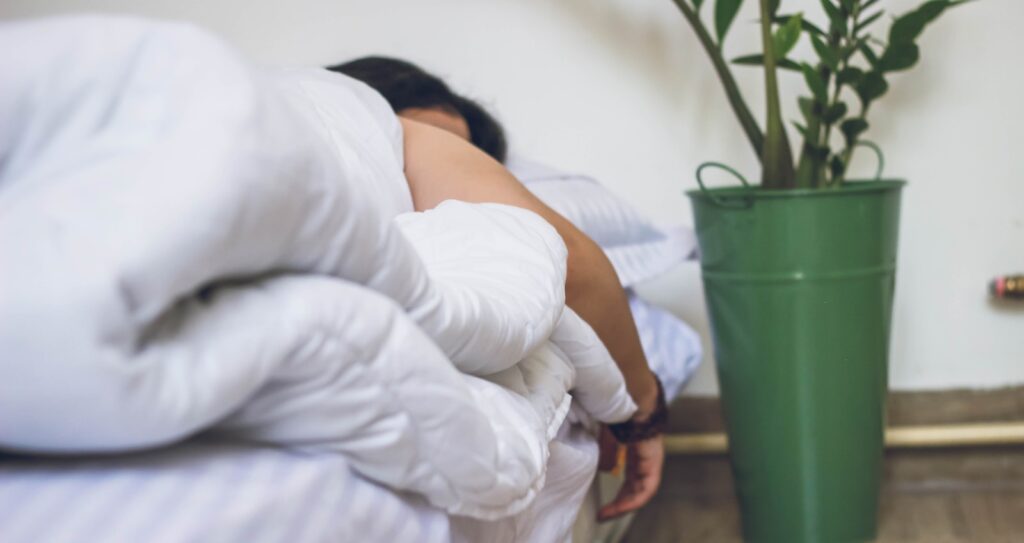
{"left": 623, "top": 448, "right": 1024, "bottom": 542}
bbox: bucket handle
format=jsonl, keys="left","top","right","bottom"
{"left": 696, "top": 162, "right": 753, "bottom": 208}
{"left": 854, "top": 140, "right": 885, "bottom": 180}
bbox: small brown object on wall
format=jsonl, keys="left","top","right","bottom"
{"left": 990, "top": 274, "right": 1024, "bottom": 300}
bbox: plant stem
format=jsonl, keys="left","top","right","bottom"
{"left": 793, "top": 119, "right": 819, "bottom": 188}
{"left": 820, "top": 71, "right": 842, "bottom": 187}
{"left": 840, "top": 103, "right": 871, "bottom": 177}
{"left": 758, "top": 0, "right": 796, "bottom": 187}
{"left": 833, "top": 2, "right": 865, "bottom": 184}
{"left": 671, "top": 0, "right": 764, "bottom": 160}
{"left": 822, "top": 2, "right": 860, "bottom": 187}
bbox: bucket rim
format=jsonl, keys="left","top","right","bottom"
{"left": 685, "top": 179, "right": 906, "bottom": 201}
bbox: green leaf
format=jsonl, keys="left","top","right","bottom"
{"left": 793, "top": 121, "right": 809, "bottom": 138}
{"left": 692, "top": 0, "right": 705, "bottom": 10}
{"left": 840, "top": 118, "right": 869, "bottom": 144}
{"left": 859, "top": 41, "right": 880, "bottom": 67}
{"left": 878, "top": 41, "right": 921, "bottom": 72}
{"left": 829, "top": 154, "right": 846, "bottom": 179}
{"left": 802, "top": 63, "right": 829, "bottom": 103}
{"left": 837, "top": 66, "right": 864, "bottom": 86}
{"left": 820, "top": 0, "right": 848, "bottom": 35}
{"left": 769, "top": 0, "right": 780, "bottom": 16}
{"left": 715, "top": 0, "right": 744, "bottom": 45}
{"left": 820, "top": 0, "right": 840, "bottom": 20}
{"left": 798, "top": 96, "right": 822, "bottom": 122}
{"left": 823, "top": 101, "right": 848, "bottom": 123}
{"left": 804, "top": 142, "right": 830, "bottom": 160}
{"left": 774, "top": 14, "right": 827, "bottom": 37}
{"left": 773, "top": 13, "right": 804, "bottom": 59}
{"left": 862, "top": 0, "right": 882, "bottom": 11}
{"left": 839, "top": 0, "right": 856, "bottom": 13}
{"left": 811, "top": 34, "right": 840, "bottom": 70}
{"left": 855, "top": 71, "right": 888, "bottom": 106}
{"left": 854, "top": 11, "right": 883, "bottom": 34}
{"left": 732, "top": 54, "right": 802, "bottom": 71}
{"left": 840, "top": 36, "right": 865, "bottom": 62}
{"left": 890, "top": 1, "right": 951, "bottom": 45}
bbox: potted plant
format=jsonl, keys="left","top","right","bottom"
{"left": 671, "top": 1, "right": 964, "bottom": 541}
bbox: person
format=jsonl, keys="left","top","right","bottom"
{"left": 329, "top": 56, "right": 669, "bottom": 521}
{"left": 0, "top": 17, "right": 661, "bottom": 537}
{"left": 330, "top": 56, "right": 508, "bottom": 163}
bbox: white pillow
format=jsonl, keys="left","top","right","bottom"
{"left": 505, "top": 155, "right": 696, "bottom": 287}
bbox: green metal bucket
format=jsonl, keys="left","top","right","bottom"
{"left": 686, "top": 176, "right": 904, "bottom": 543}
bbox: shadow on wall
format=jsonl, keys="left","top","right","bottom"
{"left": 988, "top": 298, "right": 1024, "bottom": 315}
{"left": 545, "top": 0, "right": 960, "bottom": 170}
{"left": 546, "top": 0, "right": 732, "bottom": 142}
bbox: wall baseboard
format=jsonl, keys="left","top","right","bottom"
{"left": 669, "top": 386, "right": 1024, "bottom": 434}
{"left": 664, "top": 386, "right": 1024, "bottom": 489}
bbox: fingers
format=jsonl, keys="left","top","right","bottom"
{"left": 597, "top": 425, "right": 620, "bottom": 472}
{"left": 597, "top": 479, "right": 649, "bottom": 521}
{"left": 596, "top": 437, "right": 664, "bottom": 521}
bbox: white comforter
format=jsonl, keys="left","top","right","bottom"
{"left": 0, "top": 15, "right": 636, "bottom": 522}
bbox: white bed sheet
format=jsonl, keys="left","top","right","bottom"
{"left": 0, "top": 437, "right": 448, "bottom": 543}
{"left": 628, "top": 292, "right": 703, "bottom": 401}
{"left": 0, "top": 412, "right": 598, "bottom": 543}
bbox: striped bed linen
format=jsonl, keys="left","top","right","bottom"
{"left": 0, "top": 438, "right": 450, "bottom": 543}
{"left": 0, "top": 411, "right": 602, "bottom": 543}
{"left": 0, "top": 298, "right": 699, "bottom": 543}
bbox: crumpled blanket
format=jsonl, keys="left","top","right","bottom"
{"left": 0, "top": 16, "right": 637, "bottom": 520}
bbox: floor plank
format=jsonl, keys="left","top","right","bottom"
{"left": 624, "top": 450, "right": 1024, "bottom": 542}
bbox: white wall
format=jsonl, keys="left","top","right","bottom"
{"left": 3, "top": 0, "right": 1022, "bottom": 395}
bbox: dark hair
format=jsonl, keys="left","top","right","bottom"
{"left": 327, "top": 56, "right": 508, "bottom": 163}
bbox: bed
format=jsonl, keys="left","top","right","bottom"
{"left": 0, "top": 302, "right": 697, "bottom": 543}
{"left": 0, "top": 15, "right": 700, "bottom": 543}
{"left": 0, "top": 414, "right": 606, "bottom": 543}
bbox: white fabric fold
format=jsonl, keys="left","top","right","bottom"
{"left": 395, "top": 201, "right": 567, "bottom": 375}
{"left": 0, "top": 15, "right": 635, "bottom": 520}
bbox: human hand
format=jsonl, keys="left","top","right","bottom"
{"left": 597, "top": 432, "right": 664, "bottom": 521}
{"left": 597, "top": 424, "right": 621, "bottom": 472}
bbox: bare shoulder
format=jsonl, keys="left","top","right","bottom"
{"left": 399, "top": 117, "right": 540, "bottom": 213}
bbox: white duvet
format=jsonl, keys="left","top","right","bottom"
{"left": 0, "top": 15, "right": 636, "bottom": 521}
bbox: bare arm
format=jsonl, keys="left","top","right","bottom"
{"left": 399, "top": 118, "right": 659, "bottom": 417}
{"left": 400, "top": 118, "right": 664, "bottom": 519}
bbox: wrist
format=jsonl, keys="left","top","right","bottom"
{"left": 611, "top": 374, "right": 668, "bottom": 443}
{"left": 630, "top": 371, "right": 660, "bottom": 422}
